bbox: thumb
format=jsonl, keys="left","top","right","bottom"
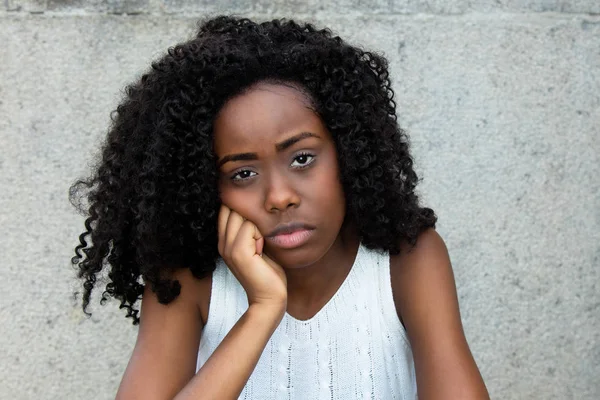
{"left": 261, "top": 253, "right": 283, "bottom": 271}
{"left": 256, "top": 236, "right": 264, "bottom": 256}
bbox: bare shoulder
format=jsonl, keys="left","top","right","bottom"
{"left": 390, "top": 228, "right": 453, "bottom": 303}
{"left": 389, "top": 228, "right": 453, "bottom": 316}
{"left": 144, "top": 267, "right": 212, "bottom": 324}
{"left": 389, "top": 228, "right": 490, "bottom": 399}
{"left": 116, "top": 267, "right": 212, "bottom": 400}
{"left": 391, "top": 228, "right": 449, "bottom": 272}
{"left": 189, "top": 269, "right": 212, "bottom": 326}
{"left": 389, "top": 228, "right": 454, "bottom": 329}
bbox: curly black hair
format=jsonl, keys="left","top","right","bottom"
{"left": 69, "top": 15, "right": 437, "bottom": 325}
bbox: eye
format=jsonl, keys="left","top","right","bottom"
{"left": 290, "top": 153, "right": 315, "bottom": 168}
{"left": 231, "top": 169, "right": 257, "bottom": 181}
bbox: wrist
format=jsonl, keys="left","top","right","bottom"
{"left": 247, "top": 302, "right": 286, "bottom": 326}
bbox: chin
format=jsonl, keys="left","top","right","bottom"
{"left": 265, "top": 244, "right": 326, "bottom": 269}
{"left": 266, "top": 250, "right": 311, "bottom": 269}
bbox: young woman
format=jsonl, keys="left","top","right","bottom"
{"left": 70, "top": 16, "right": 489, "bottom": 399}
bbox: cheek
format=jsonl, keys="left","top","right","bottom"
{"left": 310, "top": 158, "right": 345, "bottom": 211}
{"left": 218, "top": 184, "right": 257, "bottom": 218}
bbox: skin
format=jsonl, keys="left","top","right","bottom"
{"left": 115, "top": 82, "right": 489, "bottom": 399}
{"left": 391, "top": 229, "right": 490, "bottom": 399}
{"left": 214, "top": 82, "right": 359, "bottom": 318}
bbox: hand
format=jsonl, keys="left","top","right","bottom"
{"left": 217, "top": 205, "right": 287, "bottom": 310}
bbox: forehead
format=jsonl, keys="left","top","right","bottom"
{"left": 213, "top": 83, "right": 325, "bottom": 154}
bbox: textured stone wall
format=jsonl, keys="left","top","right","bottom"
{"left": 1, "top": 1, "right": 598, "bottom": 399}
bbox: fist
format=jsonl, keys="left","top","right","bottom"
{"left": 217, "top": 205, "right": 287, "bottom": 308}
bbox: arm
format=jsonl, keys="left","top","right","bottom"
{"left": 176, "top": 206, "right": 288, "bottom": 399}
{"left": 175, "top": 303, "right": 284, "bottom": 400}
{"left": 115, "top": 268, "right": 285, "bottom": 400}
{"left": 116, "top": 206, "right": 287, "bottom": 400}
{"left": 391, "top": 228, "right": 490, "bottom": 400}
{"left": 115, "top": 267, "right": 206, "bottom": 399}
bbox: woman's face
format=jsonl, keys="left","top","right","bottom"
{"left": 213, "top": 82, "right": 346, "bottom": 269}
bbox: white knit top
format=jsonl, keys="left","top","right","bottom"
{"left": 196, "top": 243, "right": 417, "bottom": 399}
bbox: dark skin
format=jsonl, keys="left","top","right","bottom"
{"left": 213, "top": 82, "right": 359, "bottom": 320}
{"left": 116, "top": 82, "right": 489, "bottom": 399}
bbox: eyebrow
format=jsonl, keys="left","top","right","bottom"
{"left": 217, "top": 131, "right": 320, "bottom": 168}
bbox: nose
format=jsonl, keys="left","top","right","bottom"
{"left": 264, "top": 171, "right": 300, "bottom": 212}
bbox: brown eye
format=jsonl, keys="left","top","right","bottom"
{"left": 291, "top": 153, "right": 315, "bottom": 168}
{"left": 231, "top": 169, "right": 257, "bottom": 181}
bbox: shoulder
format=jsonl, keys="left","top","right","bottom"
{"left": 141, "top": 267, "right": 212, "bottom": 327}
{"left": 186, "top": 268, "right": 212, "bottom": 327}
{"left": 389, "top": 227, "right": 457, "bottom": 340}
{"left": 389, "top": 228, "right": 453, "bottom": 318}
{"left": 190, "top": 269, "right": 212, "bottom": 326}
{"left": 390, "top": 227, "right": 449, "bottom": 272}
{"left": 116, "top": 268, "right": 212, "bottom": 399}
{"left": 389, "top": 228, "right": 490, "bottom": 399}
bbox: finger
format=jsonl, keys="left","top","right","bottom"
{"left": 224, "top": 210, "right": 245, "bottom": 257}
{"left": 261, "top": 253, "right": 278, "bottom": 268}
{"left": 261, "top": 253, "right": 286, "bottom": 283}
{"left": 232, "top": 220, "right": 263, "bottom": 261}
{"left": 217, "top": 204, "right": 231, "bottom": 256}
{"left": 252, "top": 222, "right": 264, "bottom": 254}
{"left": 256, "top": 236, "right": 264, "bottom": 256}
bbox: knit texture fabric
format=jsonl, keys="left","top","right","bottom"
{"left": 196, "top": 243, "right": 417, "bottom": 399}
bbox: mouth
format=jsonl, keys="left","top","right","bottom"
{"left": 266, "top": 222, "right": 316, "bottom": 249}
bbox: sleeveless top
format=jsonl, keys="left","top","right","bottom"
{"left": 196, "top": 243, "right": 418, "bottom": 399}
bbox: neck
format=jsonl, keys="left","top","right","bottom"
{"left": 284, "top": 222, "right": 360, "bottom": 318}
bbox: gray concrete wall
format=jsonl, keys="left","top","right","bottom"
{"left": 1, "top": 1, "right": 598, "bottom": 399}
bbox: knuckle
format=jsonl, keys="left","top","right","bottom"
{"left": 241, "top": 220, "right": 253, "bottom": 231}
{"left": 222, "top": 242, "right": 232, "bottom": 260}
{"left": 231, "top": 250, "right": 244, "bottom": 266}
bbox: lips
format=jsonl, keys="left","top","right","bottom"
{"left": 266, "top": 222, "right": 315, "bottom": 237}
{"left": 266, "top": 222, "right": 316, "bottom": 249}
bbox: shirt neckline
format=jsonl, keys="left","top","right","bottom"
{"left": 283, "top": 242, "right": 365, "bottom": 325}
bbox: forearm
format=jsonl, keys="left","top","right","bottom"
{"left": 174, "top": 303, "right": 285, "bottom": 400}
